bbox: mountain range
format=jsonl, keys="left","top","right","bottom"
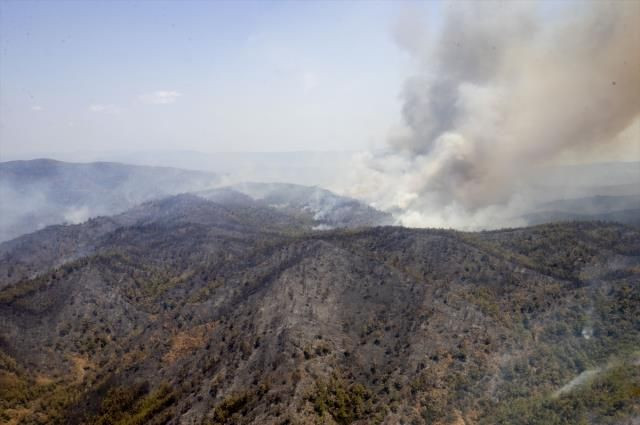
{"left": 0, "top": 181, "right": 639, "bottom": 424}
{"left": 0, "top": 160, "right": 392, "bottom": 243}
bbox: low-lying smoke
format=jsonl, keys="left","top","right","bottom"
{"left": 347, "top": 1, "right": 640, "bottom": 228}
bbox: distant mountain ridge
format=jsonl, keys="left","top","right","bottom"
{"left": 0, "top": 159, "right": 392, "bottom": 243}
{"left": 0, "top": 159, "right": 219, "bottom": 242}
{"left": 2, "top": 159, "right": 639, "bottom": 243}
{"left": 198, "top": 183, "right": 393, "bottom": 230}
{"left": 523, "top": 194, "right": 640, "bottom": 227}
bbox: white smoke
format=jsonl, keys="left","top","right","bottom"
{"left": 63, "top": 206, "right": 91, "bottom": 225}
{"left": 553, "top": 368, "right": 602, "bottom": 398}
{"left": 346, "top": 1, "right": 640, "bottom": 229}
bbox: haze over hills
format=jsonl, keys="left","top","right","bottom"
{"left": 0, "top": 159, "right": 219, "bottom": 242}
{"left": 0, "top": 159, "right": 393, "bottom": 243}
{"left": 523, "top": 195, "right": 640, "bottom": 228}
{"left": 216, "top": 182, "right": 393, "bottom": 230}
{"left": 0, "top": 150, "right": 355, "bottom": 189}
{"left": 1, "top": 158, "right": 638, "bottom": 245}
{"left": 0, "top": 193, "right": 639, "bottom": 424}
{"left": 513, "top": 162, "right": 640, "bottom": 228}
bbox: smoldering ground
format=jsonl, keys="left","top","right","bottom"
{"left": 344, "top": 1, "right": 640, "bottom": 229}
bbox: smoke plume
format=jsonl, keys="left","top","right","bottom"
{"left": 347, "top": 1, "right": 640, "bottom": 228}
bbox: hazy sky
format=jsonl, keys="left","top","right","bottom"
{"left": 1, "top": 0, "right": 637, "bottom": 231}
{"left": 0, "top": 0, "right": 439, "bottom": 158}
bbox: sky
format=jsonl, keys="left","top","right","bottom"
{"left": 0, "top": 0, "right": 438, "bottom": 158}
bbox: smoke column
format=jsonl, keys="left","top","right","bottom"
{"left": 346, "top": 1, "right": 640, "bottom": 228}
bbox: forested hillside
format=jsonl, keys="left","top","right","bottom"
{"left": 1, "top": 195, "right": 638, "bottom": 424}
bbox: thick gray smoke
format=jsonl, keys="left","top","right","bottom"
{"left": 346, "top": 1, "right": 640, "bottom": 228}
